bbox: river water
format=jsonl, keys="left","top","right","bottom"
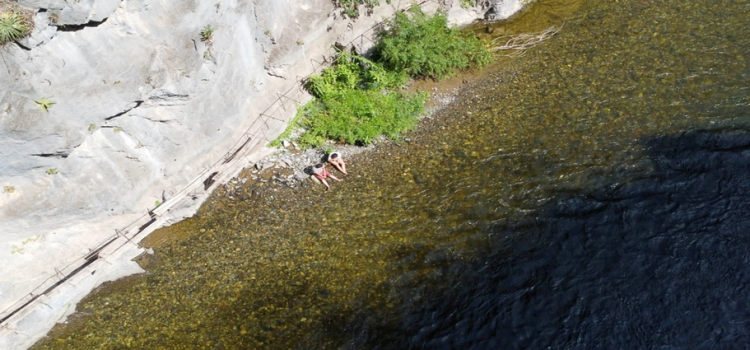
{"left": 33, "top": 0, "right": 750, "bottom": 349}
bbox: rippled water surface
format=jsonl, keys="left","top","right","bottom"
{"left": 34, "top": 0, "right": 750, "bottom": 349}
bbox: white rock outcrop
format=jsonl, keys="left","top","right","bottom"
{"left": 0, "top": 0, "right": 527, "bottom": 348}
{"left": 483, "top": 0, "right": 533, "bottom": 20}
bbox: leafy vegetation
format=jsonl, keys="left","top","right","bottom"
{"left": 373, "top": 7, "right": 492, "bottom": 80}
{"left": 305, "top": 50, "right": 408, "bottom": 98}
{"left": 460, "top": 0, "right": 477, "bottom": 8}
{"left": 46, "top": 168, "right": 58, "bottom": 175}
{"left": 0, "top": 4, "right": 32, "bottom": 46}
{"left": 275, "top": 50, "right": 425, "bottom": 148}
{"left": 299, "top": 51, "right": 425, "bottom": 147}
{"left": 297, "top": 85, "right": 426, "bottom": 147}
{"left": 34, "top": 97, "right": 55, "bottom": 112}
{"left": 274, "top": 7, "right": 493, "bottom": 149}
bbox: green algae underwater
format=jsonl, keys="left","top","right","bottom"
{"left": 33, "top": 0, "right": 750, "bottom": 348}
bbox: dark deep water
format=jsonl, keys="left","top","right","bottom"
{"left": 351, "top": 129, "right": 750, "bottom": 349}
{"left": 33, "top": 0, "right": 750, "bottom": 349}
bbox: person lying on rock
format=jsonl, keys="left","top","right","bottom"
{"left": 312, "top": 163, "right": 342, "bottom": 191}
{"left": 327, "top": 151, "right": 348, "bottom": 175}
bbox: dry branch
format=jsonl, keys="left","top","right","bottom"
{"left": 491, "top": 25, "right": 563, "bottom": 56}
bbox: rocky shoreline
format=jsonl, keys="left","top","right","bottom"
{"left": 215, "top": 84, "right": 464, "bottom": 199}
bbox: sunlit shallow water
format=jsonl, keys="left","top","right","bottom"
{"left": 34, "top": 0, "right": 750, "bottom": 349}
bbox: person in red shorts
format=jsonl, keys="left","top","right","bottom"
{"left": 311, "top": 163, "right": 342, "bottom": 191}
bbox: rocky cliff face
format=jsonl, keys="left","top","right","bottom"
{"left": 0, "top": 0, "right": 528, "bottom": 348}
{"left": 1, "top": 0, "right": 334, "bottom": 236}
{"left": 1, "top": 0, "right": 336, "bottom": 337}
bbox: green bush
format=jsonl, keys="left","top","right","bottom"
{"left": 305, "top": 50, "right": 408, "bottom": 98}
{"left": 373, "top": 7, "right": 492, "bottom": 80}
{"left": 0, "top": 8, "right": 31, "bottom": 45}
{"left": 280, "top": 50, "right": 425, "bottom": 148}
{"left": 274, "top": 7, "right": 493, "bottom": 149}
{"left": 298, "top": 88, "right": 426, "bottom": 147}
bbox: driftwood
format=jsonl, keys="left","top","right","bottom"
{"left": 491, "top": 25, "right": 563, "bottom": 56}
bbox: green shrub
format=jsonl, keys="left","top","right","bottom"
{"left": 298, "top": 88, "right": 426, "bottom": 147}
{"left": 0, "top": 8, "right": 31, "bottom": 46}
{"left": 305, "top": 50, "right": 408, "bottom": 98}
{"left": 286, "top": 50, "right": 425, "bottom": 148}
{"left": 276, "top": 6, "right": 492, "bottom": 149}
{"left": 373, "top": 7, "right": 492, "bottom": 80}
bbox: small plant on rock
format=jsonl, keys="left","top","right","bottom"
{"left": 3, "top": 185, "right": 15, "bottom": 193}
{"left": 200, "top": 25, "right": 215, "bottom": 43}
{"left": 46, "top": 168, "right": 58, "bottom": 175}
{"left": 0, "top": 4, "right": 32, "bottom": 46}
{"left": 295, "top": 50, "right": 425, "bottom": 147}
{"left": 34, "top": 97, "right": 55, "bottom": 112}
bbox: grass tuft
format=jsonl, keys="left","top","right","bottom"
{"left": 200, "top": 25, "right": 215, "bottom": 43}
{"left": 0, "top": 3, "right": 32, "bottom": 46}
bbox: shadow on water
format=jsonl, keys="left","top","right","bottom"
{"left": 346, "top": 128, "right": 750, "bottom": 350}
